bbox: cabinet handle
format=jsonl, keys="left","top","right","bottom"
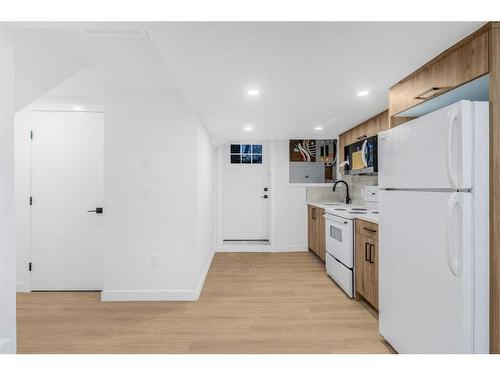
{"left": 369, "top": 244, "right": 375, "bottom": 264}
{"left": 363, "top": 227, "right": 377, "bottom": 234}
{"left": 356, "top": 134, "right": 367, "bottom": 140}
{"left": 364, "top": 243, "right": 369, "bottom": 261}
{"left": 414, "top": 86, "right": 450, "bottom": 100}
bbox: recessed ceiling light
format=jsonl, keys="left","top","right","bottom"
{"left": 246, "top": 88, "right": 260, "bottom": 97}
{"left": 314, "top": 126, "right": 324, "bottom": 131}
{"left": 244, "top": 125, "right": 254, "bottom": 131}
{"left": 357, "top": 90, "right": 370, "bottom": 97}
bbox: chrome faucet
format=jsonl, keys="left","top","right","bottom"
{"left": 333, "top": 180, "right": 352, "bottom": 204}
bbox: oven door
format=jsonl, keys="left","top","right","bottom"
{"left": 325, "top": 214, "right": 354, "bottom": 268}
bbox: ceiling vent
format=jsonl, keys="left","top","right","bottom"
{"left": 80, "top": 29, "right": 148, "bottom": 37}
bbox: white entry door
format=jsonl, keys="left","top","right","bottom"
{"left": 222, "top": 142, "right": 270, "bottom": 241}
{"left": 31, "top": 110, "right": 104, "bottom": 290}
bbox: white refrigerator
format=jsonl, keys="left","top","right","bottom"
{"left": 378, "top": 100, "right": 489, "bottom": 353}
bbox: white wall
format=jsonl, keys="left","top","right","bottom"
{"left": 13, "top": 30, "right": 85, "bottom": 112}
{"left": 14, "top": 108, "right": 31, "bottom": 292}
{"left": 216, "top": 139, "right": 307, "bottom": 252}
{"left": 101, "top": 90, "right": 215, "bottom": 301}
{"left": 0, "top": 29, "right": 16, "bottom": 354}
{"left": 195, "top": 123, "right": 216, "bottom": 283}
{"left": 273, "top": 140, "right": 308, "bottom": 251}
{"left": 14, "top": 93, "right": 215, "bottom": 301}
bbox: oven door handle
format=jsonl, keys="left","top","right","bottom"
{"left": 324, "top": 215, "right": 349, "bottom": 225}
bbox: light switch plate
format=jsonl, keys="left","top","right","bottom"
{"left": 141, "top": 186, "right": 152, "bottom": 199}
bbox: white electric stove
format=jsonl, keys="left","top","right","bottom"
{"left": 323, "top": 187, "right": 379, "bottom": 297}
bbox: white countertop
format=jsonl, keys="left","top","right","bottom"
{"left": 307, "top": 201, "right": 379, "bottom": 224}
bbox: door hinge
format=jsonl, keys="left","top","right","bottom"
{"left": 30, "top": 130, "right": 33, "bottom": 140}
{"left": 29, "top": 196, "right": 32, "bottom": 206}
{"left": 28, "top": 262, "right": 32, "bottom": 272}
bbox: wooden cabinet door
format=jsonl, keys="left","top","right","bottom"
{"left": 308, "top": 205, "right": 325, "bottom": 262}
{"left": 307, "top": 205, "right": 316, "bottom": 252}
{"left": 362, "top": 239, "right": 378, "bottom": 309}
{"left": 355, "top": 221, "right": 379, "bottom": 309}
{"left": 389, "top": 31, "right": 488, "bottom": 116}
{"left": 378, "top": 110, "right": 390, "bottom": 132}
{"left": 316, "top": 208, "right": 326, "bottom": 262}
{"left": 355, "top": 233, "right": 368, "bottom": 298}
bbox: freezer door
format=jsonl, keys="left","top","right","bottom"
{"left": 379, "top": 100, "right": 475, "bottom": 190}
{"left": 378, "top": 190, "right": 486, "bottom": 353}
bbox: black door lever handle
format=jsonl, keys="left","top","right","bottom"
{"left": 88, "top": 207, "right": 103, "bottom": 214}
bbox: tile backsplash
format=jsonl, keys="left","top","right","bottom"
{"left": 306, "top": 175, "right": 378, "bottom": 204}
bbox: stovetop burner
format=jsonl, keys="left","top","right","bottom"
{"left": 371, "top": 211, "right": 379, "bottom": 214}
{"left": 350, "top": 208, "right": 367, "bottom": 211}
{"left": 334, "top": 208, "right": 347, "bottom": 211}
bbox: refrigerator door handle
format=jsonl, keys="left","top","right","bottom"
{"left": 445, "top": 193, "right": 462, "bottom": 277}
{"left": 446, "top": 107, "right": 459, "bottom": 189}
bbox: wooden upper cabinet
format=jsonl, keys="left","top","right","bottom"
{"left": 338, "top": 110, "right": 389, "bottom": 164}
{"left": 389, "top": 30, "right": 489, "bottom": 117}
{"left": 378, "top": 110, "right": 390, "bottom": 132}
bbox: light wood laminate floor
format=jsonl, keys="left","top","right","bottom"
{"left": 17, "top": 252, "right": 391, "bottom": 353}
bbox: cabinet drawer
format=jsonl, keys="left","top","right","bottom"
{"left": 326, "top": 252, "right": 353, "bottom": 297}
{"left": 389, "top": 31, "right": 489, "bottom": 116}
{"left": 356, "top": 219, "right": 378, "bottom": 241}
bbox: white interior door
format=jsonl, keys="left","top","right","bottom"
{"left": 222, "top": 142, "right": 269, "bottom": 241}
{"left": 31, "top": 110, "right": 104, "bottom": 290}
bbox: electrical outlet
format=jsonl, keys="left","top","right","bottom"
{"left": 150, "top": 254, "right": 160, "bottom": 268}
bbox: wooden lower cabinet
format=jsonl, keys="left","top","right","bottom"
{"left": 307, "top": 205, "right": 325, "bottom": 262}
{"left": 355, "top": 219, "right": 379, "bottom": 309}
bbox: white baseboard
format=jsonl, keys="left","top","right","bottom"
{"left": 101, "top": 251, "right": 215, "bottom": 302}
{"left": 101, "top": 289, "right": 200, "bottom": 301}
{"left": 193, "top": 250, "right": 214, "bottom": 299}
{"left": 216, "top": 244, "right": 307, "bottom": 253}
{"left": 16, "top": 281, "right": 30, "bottom": 293}
{"left": 273, "top": 247, "right": 308, "bottom": 252}
{"left": 0, "top": 338, "right": 15, "bottom": 354}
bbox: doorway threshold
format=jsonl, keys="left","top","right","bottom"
{"left": 223, "top": 240, "right": 270, "bottom": 246}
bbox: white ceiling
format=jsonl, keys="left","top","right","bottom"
{"left": 10, "top": 22, "right": 485, "bottom": 142}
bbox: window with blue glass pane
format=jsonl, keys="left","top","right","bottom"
{"left": 242, "top": 155, "right": 252, "bottom": 164}
{"left": 241, "top": 144, "right": 252, "bottom": 154}
{"left": 252, "top": 145, "right": 262, "bottom": 154}
{"left": 230, "top": 144, "right": 263, "bottom": 164}
{"left": 252, "top": 155, "right": 262, "bottom": 164}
